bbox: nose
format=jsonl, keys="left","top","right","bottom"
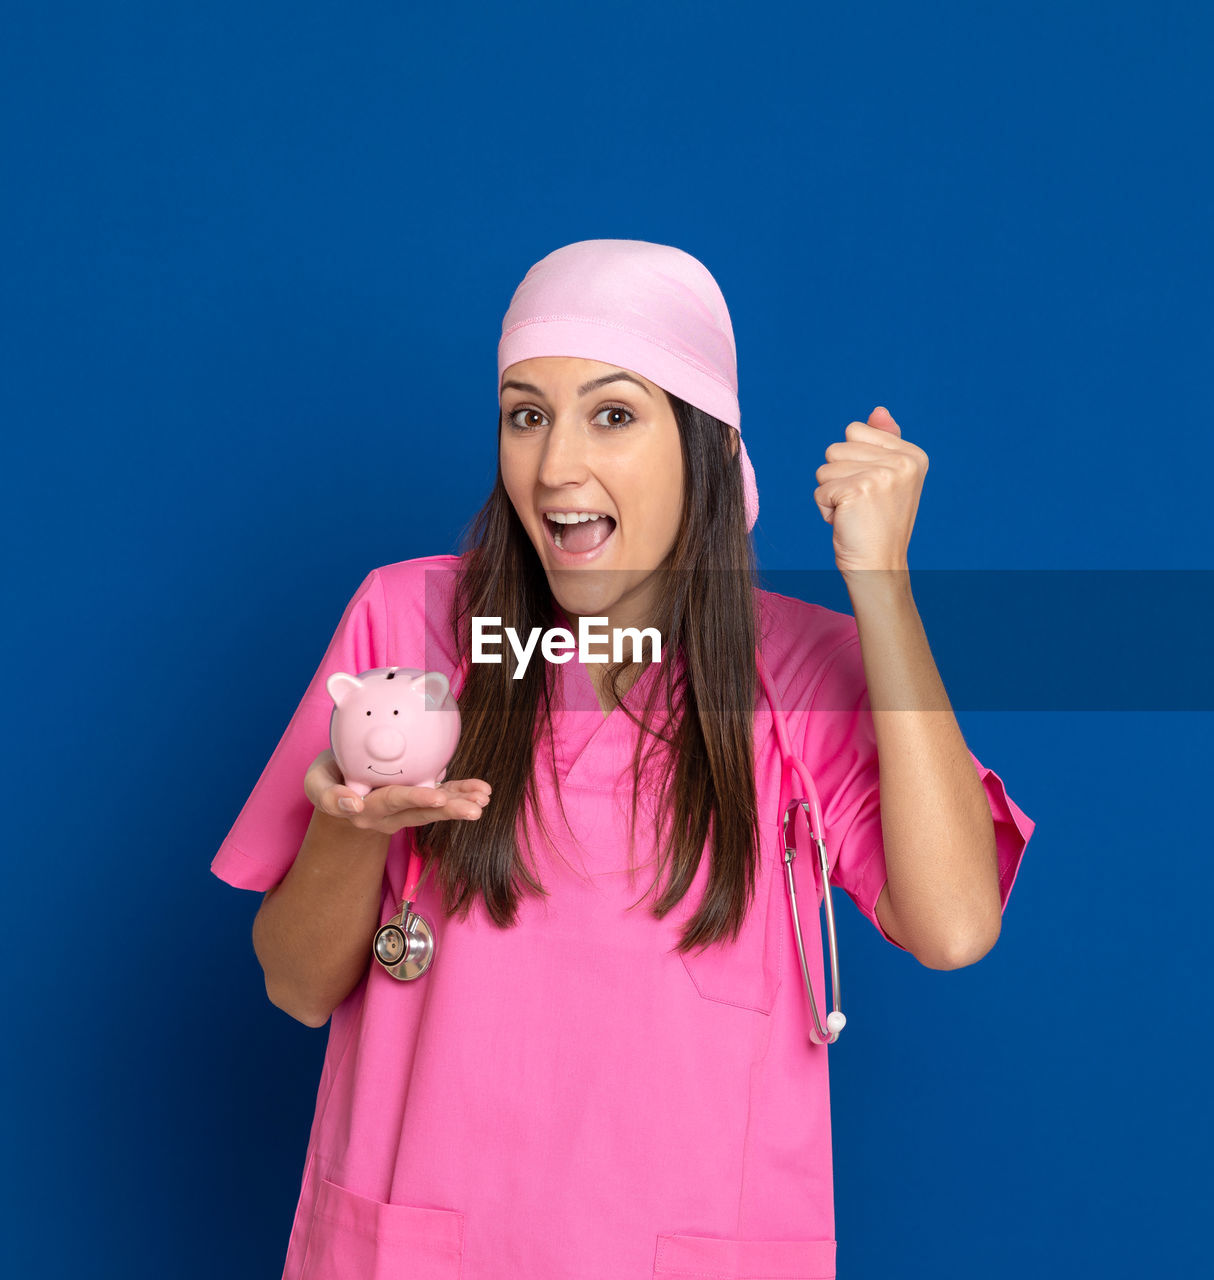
{"left": 536, "top": 418, "right": 591, "bottom": 491}
{"left": 366, "top": 726, "right": 406, "bottom": 760}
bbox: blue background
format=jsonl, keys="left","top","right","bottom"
{"left": 2, "top": 1, "right": 1210, "bottom": 1276}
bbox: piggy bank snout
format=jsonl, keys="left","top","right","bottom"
{"left": 365, "top": 725, "right": 408, "bottom": 760}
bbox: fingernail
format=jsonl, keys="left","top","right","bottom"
{"left": 339, "top": 798, "right": 357, "bottom": 812}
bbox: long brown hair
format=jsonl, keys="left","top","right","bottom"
{"left": 414, "top": 392, "right": 762, "bottom": 954}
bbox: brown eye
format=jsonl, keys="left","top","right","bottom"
{"left": 594, "top": 405, "right": 635, "bottom": 429}
{"left": 505, "top": 407, "right": 546, "bottom": 430}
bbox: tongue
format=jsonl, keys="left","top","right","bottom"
{"left": 561, "top": 516, "right": 615, "bottom": 554}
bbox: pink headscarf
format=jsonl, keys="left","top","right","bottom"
{"left": 497, "top": 239, "right": 759, "bottom": 531}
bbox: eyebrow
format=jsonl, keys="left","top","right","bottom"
{"left": 499, "top": 371, "right": 653, "bottom": 400}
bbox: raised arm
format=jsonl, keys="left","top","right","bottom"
{"left": 847, "top": 573, "right": 1000, "bottom": 969}
{"left": 813, "top": 407, "right": 999, "bottom": 969}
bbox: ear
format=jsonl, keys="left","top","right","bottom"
{"left": 411, "top": 670, "right": 451, "bottom": 709}
{"left": 326, "top": 671, "right": 363, "bottom": 707}
{"left": 729, "top": 428, "right": 740, "bottom": 459}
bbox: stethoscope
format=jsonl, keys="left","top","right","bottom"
{"left": 371, "top": 646, "right": 847, "bottom": 1046}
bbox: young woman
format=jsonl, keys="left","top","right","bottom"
{"left": 212, "top": 239, "right": 1035, "bottom": 1280}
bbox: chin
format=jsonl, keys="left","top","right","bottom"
{"left": 547, "top": 579, "right": 617, "bottom": 621}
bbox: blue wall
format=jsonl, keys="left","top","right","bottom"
{"left": 3, "top": 2, "right": 1210, "bottom": 1276}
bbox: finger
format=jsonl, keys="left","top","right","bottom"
{"left": 432, "top": 773, "right": 491, "bottom": 793}
{"left": 309, "top": 750, "right": 343, "bottom": 786}
{"left": 442, "top": 798, "right": 489, "bottom": 820}
{"left": 867, "top": 406, "right": 901, "bottom": 436}
{"left": 306, "top": 758, "right": 359, "bottom": 812}
{"left": 815, "top": 460, "right": 882, "bottom": 488}
{"left": 824, "top": 440, "right": 900, "bottom": 465}
{"left": 812, "top": 485, "right": 836, "bottom": 524}
{"left": 378, "top": 784, "right": 454, "bottom": 813}
{"left": 813, "top": 479, "right": 869, "bottom": 521}
{"left": 401, "top": 787, "right": 486, "bottom": 822}
{"left": 844, "top": 420, "right": 903, "bottom": 447}
{"left": 439, "top": 778, "right": 493, "bottom": 803}
{"left": 427, "top": 779, "right": 491, "bottom": 815}
{"left": 327, "top": 787, "right": 364, "bottom": 818}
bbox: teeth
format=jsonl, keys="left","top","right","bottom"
{"left": 545, "top": 510, "right": 613, "bottom": 552}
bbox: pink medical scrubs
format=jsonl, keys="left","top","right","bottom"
{"left": 212, "top": 554, "right": 1035, "bottom": 1280}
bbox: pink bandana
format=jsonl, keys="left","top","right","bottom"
{"left": 497, "top": 239, "right": 759, "bottom": 530}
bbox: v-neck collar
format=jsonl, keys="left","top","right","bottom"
{"left": 545, "top": 604, "right": 684, "bottom": 789}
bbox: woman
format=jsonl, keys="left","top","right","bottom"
{"left": 212, "top": 239, "right": 1035, "bottom": 1279}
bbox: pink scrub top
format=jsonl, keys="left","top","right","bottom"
{"left": 212, "top": 554, "right": 1035, "bottom": 1280}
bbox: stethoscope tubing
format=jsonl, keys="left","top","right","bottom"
{"left": 755, "top": 647, "right": 846, "bottom": 1044}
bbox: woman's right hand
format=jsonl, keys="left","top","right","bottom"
{"left": 304, "top": 749, "right": 491, "bottom": 837}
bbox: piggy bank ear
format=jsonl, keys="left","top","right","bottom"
{"left": 410, "top": 670, "right": 451, "bottom": 709}
{"left": 326, "top": 672, "right": 364, "bottom": 707}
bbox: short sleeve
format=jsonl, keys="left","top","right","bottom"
{"left": 210, "top": 568, "right": 388, "bottom": 893}
{"left": 805, "top": 634, "right": 1036, "bottom": 952}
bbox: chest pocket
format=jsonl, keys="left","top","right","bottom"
{"left": 678, "top": 819, "right": 788, "bottom": 1015}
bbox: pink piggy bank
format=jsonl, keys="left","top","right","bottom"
{"left": 325, "top": 666, "right": 461, "bottom": 797}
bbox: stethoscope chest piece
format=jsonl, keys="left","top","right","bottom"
{"left": 373, "top": 904, "right": 436, "bottom": 981}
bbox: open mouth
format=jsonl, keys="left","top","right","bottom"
{"left": 543, "top": 512, "right": 617, "bottom": 560}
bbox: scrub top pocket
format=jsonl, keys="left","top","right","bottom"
{"left": 653, "top": 1230, "right": 837, "bottom": 1278}
{"left": 678, "top": 820, "right": 786, "bottom": 1015}
{"left": 298, "top": 1176, "right": 465, "bottom": 1280}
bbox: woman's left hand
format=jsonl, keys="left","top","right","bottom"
{"left": 813, "top": 406, "right": 928, "bottom": 576}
